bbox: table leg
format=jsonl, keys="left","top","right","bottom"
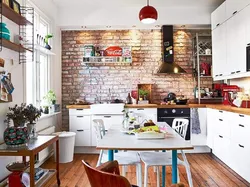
{"left": 162, "top": 150, "right": 166, "bottom": 187}
{"left": 172, "top": 150, "right": 178, "bottom": 184}
{"left": 30, "top": 155, "right": 35, "bottom": 187}
{"left": 56, "top": 139, "right": 61, "bottom": 186}
{"left": 108, "top": 150, "right": 114, "bottom": 161}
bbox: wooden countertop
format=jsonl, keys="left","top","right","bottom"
{"left": 66, "top": 104, "right": 250, "bottom": 115}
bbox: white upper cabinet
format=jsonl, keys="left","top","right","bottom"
{"left": 246, "top": 5, "right": 250, "bottom": 45}
{"left": 211, "top": 2, "right": 226, "bottom": 30}
{"left": 226, "top": 8, "right": 247, "bottom": 75}
{"left": 212, "top": 23, "right": 227, "bottom": 78}
{"left": 226, "top": 0, "right": 250, "bottom": 20}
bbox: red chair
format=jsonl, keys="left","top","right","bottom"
{"left": 82, "top": 160, "right": 138, "bottom": 187}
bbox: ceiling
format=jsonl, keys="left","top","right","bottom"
{"left": 53, "top": 0, "right": 225, "bottom": 29}
{"left": 53, "top": 0, "right": 224, "bottom": 8}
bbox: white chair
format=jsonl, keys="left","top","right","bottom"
{"left": 93, "top": 119, "right": 142, "bottom": 187}
{"left": 139, "top": 118, "right": 193, "bottom": 187}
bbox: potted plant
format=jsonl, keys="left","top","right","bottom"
{"left": 139, "top": 89, "right": 149, "bottom": 100}
{"left": 4, "top": 103, "right": 29, "bottom": 147}
{"left": 23, "top": 104, "right": 42, "bottom": 139}
{"left": 43, "top": 90, "right": 57, "bottom": 113}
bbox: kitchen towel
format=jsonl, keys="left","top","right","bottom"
{"left": 191, "top": 108, "right": 201, "bottom": 134}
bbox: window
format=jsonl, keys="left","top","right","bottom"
{"left": 26, "top": 5, "right": 51, "bottom": 107}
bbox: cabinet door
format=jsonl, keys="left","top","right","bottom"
{"left": 206, "top": 109, "right": 215, "bottom": 149}
{"left": 212, "top": 23, "right": 227, "bottom": 78}
{"left": 246, "top": 5, "right": 250, "bottom": 46}
{"left": 128, "top": 108, "right": 157, "bottom": 123}
{"left": 211, "top": 1, "right": 226, "bottom": 30}
{"left": 213, "top": 134, "right": 231, "bottom": 165}
{"left": 92, "top": 115, "right": 123, "bottom": 130}
{"left": 226, "top": 0, "right": 250, "bottom": 20}
{"left": 226, "top": 8, "right": 247, "bottom": 75}
{"left": 69, "top": 116, "right": 91, "bottom": 130}
{"left": 72, "top": 129, "right": 91, "bottom": 146}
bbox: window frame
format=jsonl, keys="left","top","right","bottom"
{"left": 24, "top": 0, "right": 52, "bottom": 107}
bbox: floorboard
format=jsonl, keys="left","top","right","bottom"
{"left": 41, "top": 153, "right": 250, "bottom": 187}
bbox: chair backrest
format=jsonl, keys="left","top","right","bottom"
{"left": 93, "top": 119, "right": 106, "bottom": 140}
{"left": 82, "top": 160, "right": 131, "bottom": 187}
{"left": 172, "top": 118, "right": 189, "bottom": 139}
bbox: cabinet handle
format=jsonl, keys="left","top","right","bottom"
{"left": 236, "top": 71, "right": 241, "bottom": 73}
{"left": 219, "top": 110, "right": 223, "bottom": 113}
{"left": 77, "top": 116, "right": 84, "bottom": 118}
{"left": 216, "top": 23, "right": 220, "bottom": 27}
{"left": 239, "top": 144, "right": 244, "bottom": 148}
{"left": 215, "top": 75, "right": 219, "bottom": 77}
{"left": 137, "top": 109, "right": 145, "bottom": 111}
{"left": 219, "top": 135, "right": 223, "bottom": 138}
{"left": 231, "top": 72, "right": 235, "bottom": 74}
{"left": 219, "top": 119, "right": 223, "bottom": 121}
{"left": 247, "top": 43, "right": 250, "bottom": 46}
{"left": 104, "top": 116, "right": 111, "bottom": 118}
{"left": 239, "top": 124, "right": 245, "bottom": 128}
{"left": 77, "top": 129, "right": 84, "bottom": 132}
{"left": 219, "top": 74, "right": 223, "bottom": 76}
{"left": 233, "top": 11, "right": 238, "bottom": 15}
{"left": 239, "top": 114, "right": 244, "bottom": 117}
{"left": 76, "top": 109, "right": 83, "bottom": 111}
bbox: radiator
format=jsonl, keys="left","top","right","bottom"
{"left": 37, "top": 126, "right": 55, "bottom": 166}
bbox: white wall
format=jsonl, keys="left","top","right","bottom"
{"left": 230, "top": 77, "right": 250, "bottom": 94}
{"left": 0, "top": 0, "right": 61, "bottom": 180}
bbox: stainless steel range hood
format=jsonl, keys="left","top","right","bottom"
{"left": 157, "top": 25, "right": 187, "bottom": 74}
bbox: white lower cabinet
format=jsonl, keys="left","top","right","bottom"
{"left": 213, "top": 134, "right": 231, "bottom": 164}
{"left": 207, "top": 109, "right": 250, "bottom": 183}
{"left": 126, "top": 108, "right": 157, "bottom": 123}
{"left": 69, "top": 109, "right": 92, "bottom": 147}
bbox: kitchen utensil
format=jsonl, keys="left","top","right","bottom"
{"left": 175, "top": 98, "right": 188, "bottom": 105}
{"left": 164, "top": 92, "right": 176, "bottom": 102}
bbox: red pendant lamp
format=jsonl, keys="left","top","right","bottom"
{"left": 139, "top": 0, "right": 158, "bottom": 24}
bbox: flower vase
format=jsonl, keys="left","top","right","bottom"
{"left": 123, "top": 118, "right": 129, "bottom": 130}
{"left": 27, "top": 123, "right": 37, "bottom": 139}
{"left": 4, "top": 126, "right": 29, "bottom": 147}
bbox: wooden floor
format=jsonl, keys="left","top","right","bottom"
{"left": 42, "top": 153, "right": 250, "bottom": 187}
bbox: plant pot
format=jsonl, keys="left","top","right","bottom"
{"left": 27, "top": 123, "right": 37, "bottom": 139}
{"left": 4, "top": 126, "right": 29, "bottom": 147}
{"left": 44, "top": 107, "right": 49, "bottom": 114}
{"left": 143, "top": 95, "right": 147, "bottom": 100}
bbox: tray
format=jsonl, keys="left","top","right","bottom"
{"left": 135, "top": 132, "right": 165, "bottom": 139}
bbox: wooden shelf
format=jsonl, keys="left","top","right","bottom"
{"left": 36, "top": 169, "right": 56, "bottom": 187}
{"left": 1, "top": 3, "right": 33, "bottom": 25}
{"left": 35, "top": 45, "right": 56, "bottom": 55}
{"left": 2, "top": 38, "right": 33, "bottom": 53}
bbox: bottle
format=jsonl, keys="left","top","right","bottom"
{"left": 126, "top": 93, "right": 132, "bottom": 104}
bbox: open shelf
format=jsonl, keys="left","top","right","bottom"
{"left": 35, "top": 45, "right": 56, "bottom": 55}
{"left": 1, "top": 3, "right": 33, "bottom": 25}
{"left": 83, "top": 56, "right": 132, "bottom": 64}
{"left": 200, "top": 76, "right": 212, "bottom": 78}
{"left": 35, "top": 169, "right": 56, "bottom": 187}
{"left": 2, "top": 38, "right": 33, "bottom": 53}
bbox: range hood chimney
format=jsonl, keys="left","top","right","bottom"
{"left": 157, "top": 25, "right": 186, "bottom": 74}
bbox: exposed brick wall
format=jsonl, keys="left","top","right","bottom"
{"left": 61, "top": 29, "right": 212, "bottom": 130}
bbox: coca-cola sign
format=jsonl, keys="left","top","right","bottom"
{"left": 105, "top": 46, "right": 122, "bottom": 56}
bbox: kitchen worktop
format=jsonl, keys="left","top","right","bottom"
{"left": 66, "top": 104, "right": 250, "bottom": 115}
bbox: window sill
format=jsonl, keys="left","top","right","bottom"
{"left": 39, "top": 112, "right": 61, "bottom": 120}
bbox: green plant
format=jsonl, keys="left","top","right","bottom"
{"left": 6, "top": 103, "right": 27, "bottom": 127}
{"left": 23, "top": 104, "right": 42, "bottom": 124}
{"left": 139, "top": 89, "right": 149, "bottom": 96}
{"left": 45, "top": 34, "right": 53, "bottom": 45}
{"left": 43, "top": 90, "right": 56, "bottom": 105}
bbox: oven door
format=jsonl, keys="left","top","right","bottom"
{"left": 247, "top": 45, "right": 250, "bottom": 72}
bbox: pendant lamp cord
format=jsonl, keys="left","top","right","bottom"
{"left": 147, "top": 0, "right": 149, "bottom": 6}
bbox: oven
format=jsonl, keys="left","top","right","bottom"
{"left": 247, "top": 45, "right": 250, "bottom": 72}
{"left": 157, "top": 108, "right": 191, "bottom": 140}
